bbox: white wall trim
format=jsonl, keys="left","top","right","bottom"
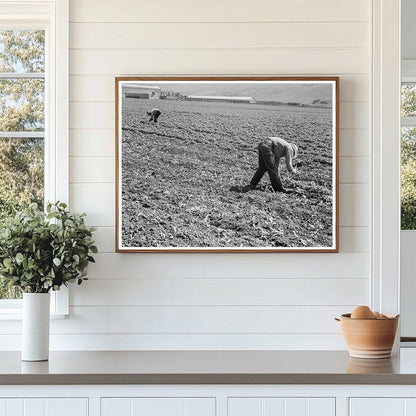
{"left": 371, "top": 0, "right": 401, "bottom": 315}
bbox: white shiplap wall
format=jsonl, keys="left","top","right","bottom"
{"left": 58, "top": 0, "right": 371, "bottom": 350}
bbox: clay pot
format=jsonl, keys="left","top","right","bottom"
{"left": 336, "top": 313, "right": 399, "bottom": 359}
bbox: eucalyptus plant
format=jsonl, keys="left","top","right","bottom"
{"left": 0, "top": 202, "right": 97, "bottom": 293}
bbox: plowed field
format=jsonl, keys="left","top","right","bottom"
{"left": 120, "top": 98, "right": 334, "bottom": 248}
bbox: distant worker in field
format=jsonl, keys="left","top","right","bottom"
{"left": 147, "top": 108, "right": 161, "bottom": 123}
{"left": 243, "top": 137, "right": 299, "bottom": 193}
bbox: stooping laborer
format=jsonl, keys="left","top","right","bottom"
{"left": 243, "top": 137, "right": 299, "bottom": 193}
{"left": 147, "top": 108, "right": 161, "bottom": 123}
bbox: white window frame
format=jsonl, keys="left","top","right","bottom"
{"left": 399, "top": 60, "right": 416, "bottom": 340}
{"left": 371, "top": 0, "right": 401, "bottom": 324}
{"left": 0, "top": 0, "right": 69, "bottom": 317}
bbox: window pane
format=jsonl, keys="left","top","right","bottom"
{"left": 0, "top": 29, "right": 45, "bottom": 301}
{"left": 0, "top": 137, "right": 44, "bottom": 218}
{"left": 0, "top": 30, "right": 45, "bottom": 73}
{"left": 0, "top": 78, "right": 44, "bottom": 131}
{"left": 402, "top": 83, "right": 416, "bottom": 117}
{"left": 0, "top": 137, "right": 44, "bottom": 299}
{"left": 401, "top": 127, "right": 416, "bottom": 230}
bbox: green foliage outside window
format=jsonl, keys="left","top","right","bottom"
{"left": 401, "top": 127, "right": 416, "bottom": 229}
{"left": 0, "top": 30, "right": 45, "bottom": 299}
{"left": 401, "top": 84, "right": 416, "bottom": 230}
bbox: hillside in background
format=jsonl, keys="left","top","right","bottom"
{"left": 156, "top": 82, "right": 333, "bottom": 105}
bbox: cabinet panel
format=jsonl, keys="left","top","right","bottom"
{"left": 228, "top": 398, "right": 263, "bottom": 416}
{"left": 405, "top": 398, "right": 416, "bottom": 414}
{"left": 350, "top": 398, "right": 416, "bottom": 416}
{"left": 101, "top": 398, "right": 215, "bottom": 416}
{"left": 349, "top": 398, "right": 405, "bottom": 416}
{"left": 228, "top": 398, "right": 334, "bottom": 416}
{"left": 0, "top": 398, "right": 87, "bottom": 416}
{"left": 264, "top": 399, "right": 285, "bottom": 415}
{"left": 101, "top": 398, "right": 131, "bottom": 416}
{"left": 185, "top": 398, "right": 215, "bottom": 416}
{"left": 131, "top": 398, "right": 183, "bottom": 416}
{"left": 285, "top": 399, "right": 307, "bottom": 416}
{"left": 7, "top": 400, "right": 23, "bottom": 416}
{"left": 308, "top": 398, "right": 336, "bottom": 416}
{"left": 47, "top": 398, "right": 88, "bottom": 416}
{"left": 24, "top": 400, "right": 45, "bottom": 416}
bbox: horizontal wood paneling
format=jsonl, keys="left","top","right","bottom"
{"left": 339, "top": 102, "right": 369, "bottom": 129}
{"left": 91, "top": 227, "right": 115, "bottom": 253}
{"left": 69, "top": 0, "right": 369, "bottom": 23}
{"left": 339, "top": 157, "right": 369, "bottom": 183}
{"left": 339, "top": 129, "right": 369, "bottom": 157}
{"left": 91, "top": 226, "right": 369, "bottom": 254}
{"left": 59, "top": 306, "right": 355, "bottom": 334}
{"left": 70, "top": 103, "right": 114, "bottom": 129}
{"left": 69, "top": 129, "right": 114, "bottom": 157}
{"left": 339, "top": 227, "right": 369, "bottom": 253}
{"left": 69, "top": 157, "right": 114, "bottom": 183}
{"left": 86, "top": 253, "right": 369, "bottom": 279}
{"left": 0, "top": 333, "right": 347, "bottom": 350}
{"left": 70, "top": 49, "right": 368, "bottom": 76}
{"left": 60, "top": 0, "right": 372, "bottom": 351}
{"left": 0, "top": 306, "right": 356, "bottom": 335}
{"left": 70, "top": 22, "right": 368, "bottom": 50}
{"left": 70, "top": 277, "right": 368, "bottom": 306}
{"left": 69, "top": 75, "right": 369, "bottom": 103}
{"left": 339, "top": 184, "right": 369, "bottom": 227}
{"left": 69, "top": 183, "right": 114, "bottom": 226}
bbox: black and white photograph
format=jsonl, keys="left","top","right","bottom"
{"left": 116, "top": 77, "right": 338, "bottom": 252}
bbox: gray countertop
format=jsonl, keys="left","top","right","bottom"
{"left": 2, "top": 349, "right": 416, "bottom": 385}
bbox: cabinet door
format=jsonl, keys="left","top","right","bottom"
{"left": 0, "top": 398, "right": 88, "bottom": 416}
{"left": 350, "top": 398, "right": 416, "bottom": 416}
{"left": 101, "top": 398, "right": 215, "bottom": 416}
{"left": 228, "top": 398, "right": 335, "bottom": 416}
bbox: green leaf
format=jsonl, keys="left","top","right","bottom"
{"left": 3, "top": 258, "right": 12, "bottom": 268}
{"left": 0, "top": 199, "right": 96, "bottom": 293}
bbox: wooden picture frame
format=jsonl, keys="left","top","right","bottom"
{"left": 115, "top": 77, "right": 339, "bottom": 253}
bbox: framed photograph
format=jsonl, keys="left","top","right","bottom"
{"left": 115, "top": 77, "right": 339, "bottom": 252}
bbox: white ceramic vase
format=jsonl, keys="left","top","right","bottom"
{"left": 22, "top": 292, "right": 50, "bottom": 361}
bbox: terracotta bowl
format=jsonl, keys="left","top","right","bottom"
{"left": 337, "top": 313, "right": 399, "bottom": 359}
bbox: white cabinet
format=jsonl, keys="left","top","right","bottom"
{"left": 349, "top": 398, "right": 416, "bottom": 416}
{"left": 228, "top": 397, "right": 335, "bottom": 416}
{"left": 0, "top": 398, "right": 88, "bottom": 416}
{"left": 101, "top": 398, "right": 215, "bottom": 416}
{"left": 5, "top": 385, "right": 416, "bottom": 416}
